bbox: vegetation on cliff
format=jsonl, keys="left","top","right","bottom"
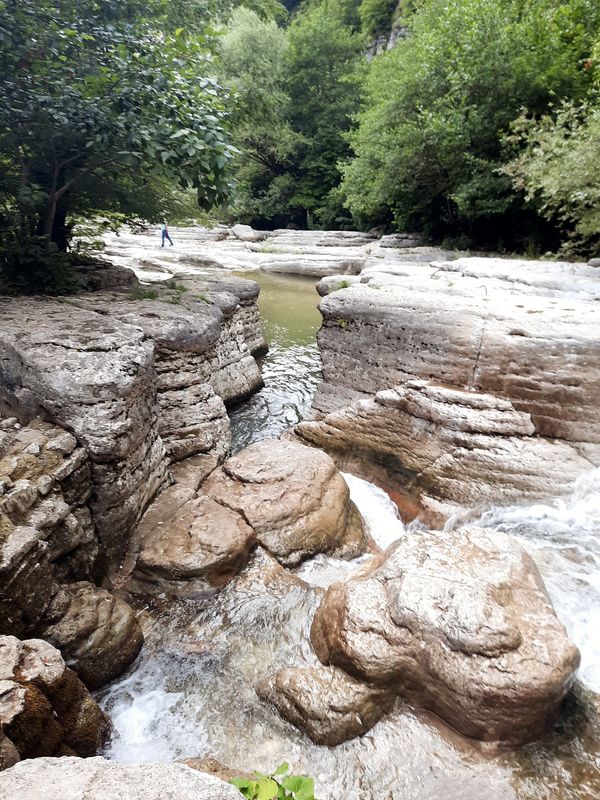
{"left": 1, "top": 0, "right": 599, "bottom": 294}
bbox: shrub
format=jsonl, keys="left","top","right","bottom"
{"left": 230, "top": 763, "right": 316, "bottom": 800}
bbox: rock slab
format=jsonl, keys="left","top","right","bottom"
{"left": 0, "top": 757, "right": 242, "bottom": 799}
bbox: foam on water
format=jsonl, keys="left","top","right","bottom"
{"left": 99, "top": 656, "right": 209, "bottom": 763}
{"left": 342, "top": 472, "right": 406, "bottom": 549}
{"left": 465, "top": 468, "right": 600, "bottom": 693}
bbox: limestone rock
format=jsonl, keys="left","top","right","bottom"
{"left": 0, "top": 298, "right": 168, "bottom": 565}
{"left": 297, "top": 380, "right": 596, "bottom": 524}
{"left": 231, "top": 223, "right": 268, "bottom": 242}
{"left": 0, "top": 636, "right": 110, "bottom": 764}
{"left": 0, "top": 757, "right": 243, "bottom": 799}
{"left": 313, "top": 257, "right": 600, "bottom": 444}
{"left": 39, "top": 582, "right": 143, "bottom": 690}
{"left": 202, "top": 439, "right": 367, "bottom": 566}
{"left": 0, "top": 419, "right": 142, "bottom": 689}
{"left": 181, "top": 757, "right": 252, "bottom": 783}
{"left": 128, "top": 485, "right": 256, "bottom": 598}
{"left": 310, "top": 527, "right": 579, "bottom": 745}
{"left": 257, "top": 665, "right": 394, "bottom": 746}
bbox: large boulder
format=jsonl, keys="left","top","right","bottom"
{"left": 127, "top": 485, "right": 256, "bottom": 599}
{"left": 0, "top": 757, "right": 243, "bottom": 799}
{"left": 256, "top": 665, "right": 394, "bottom": 746}
{"left": 309, "top": 527, "right": 579, "bottom": 745}
{"left": 38, "top": 582, "right": 143, "bottom": 690}
{"left": 202, "top": 439, "right": 367, "bottom": 566}
{"left": 0, "top": 636, "right": 110, "bottom": 765}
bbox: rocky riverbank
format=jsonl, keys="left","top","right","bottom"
{"left": 1, "top": 229, "right": 598, "bottom": 799}
{"left": 297, "top": 252, "right": 600, "bottom": 524}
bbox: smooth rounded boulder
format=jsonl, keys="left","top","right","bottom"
{"left": 310, "top": 527, "right": 579, "bottom": 745}
{"left": 202, "top": 439, "right": 367, "bottom": 566}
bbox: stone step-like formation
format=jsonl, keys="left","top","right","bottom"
{"left": 0, "top": 273, "right": 265, "bottom": 567}
{"left": 0, "top": 636, "right": 110, "bottom": 766}
{"left": 261, "top": 527, "right": 579, "bottom": 746}
{"left": 297, "top": 380, "right": 596, "bottom": 525}
{"left": 0, "top": 418, "right": 143, "bottom": 687}
{"left": 303, "top": 254, "right": 600, "bottom": 517}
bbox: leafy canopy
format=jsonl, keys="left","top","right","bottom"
{"left": 342, "top": 0, "right": 600, "bottom": 247}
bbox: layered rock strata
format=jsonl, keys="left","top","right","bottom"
{"left": 262, "top": 528, "right": 579, "bottom": 746}
{"left": 298, "top": 381, "right": 596, "bottom": 524}
{"left": 302, "top": 255, "right": 600, "bottom": 516}
{"left": 0, "top": 756, "right": 243, "bottom": 799}
{"left": 0, "top": 274, "right": 264, "bottom": 566}
{"left": 101, "top": 226, "right": 378, "bottom": 281}
{"left": 0, "top": 636, "right": 110, "bottom": 766}
{"left": 0, "top": 419, "right": 142, "bottom": 687}
{"left": 257, "top": 665, "right": 394, "bottom": 746}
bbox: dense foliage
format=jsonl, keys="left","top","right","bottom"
{"left": 0, "top": 0, "right": 276, "bottom": 292}
{"left": 342, "top": 0, "right": 600, "bottom": 250}
{"left": 219, "top": 0, "right": 363, "bottom": 228}
{"left": 2, "top": 0, "right": 599, "bottom": 294}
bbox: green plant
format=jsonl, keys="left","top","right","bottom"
{"left": 336, "top": 279, "right": 350, "bottom": 289}
{"left": 230, "top": 763, "right": 316, "bottom": 800}
{"left": 129, "top": 287, "right": 159, "bottom": 300}
{"left": 335, "top": 317, "right": 348, "bottom": 328}
{"left": 194, "top": 293, "right": 212, "bottom": 303}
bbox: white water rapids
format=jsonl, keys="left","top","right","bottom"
{"left": 98, "top": 469, "right": 600, "bottom": 799}
{"left": 96, "top": 268, "right": 600, "bottom": 798}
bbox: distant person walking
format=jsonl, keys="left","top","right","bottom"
{"left": 161, "top": 221, "right": 174, "bottom": 247}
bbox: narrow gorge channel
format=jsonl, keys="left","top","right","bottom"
{"left": 92, "top": 251, "right": 600, "bottom": 800}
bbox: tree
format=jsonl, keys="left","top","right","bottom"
{"left": 0, "top": 0, "right": 237, "bottom": 291}
{"left": 285, "top": 0, "right": 364, "bottom": 227}
{"left": 506, "top": 100, "right": 600, "bottom": 257}
{"left": 342, "top": 0, "right": 600, "bottom": 248}
{"left": 219, "top": 7, "right": 304, "bottom": 226}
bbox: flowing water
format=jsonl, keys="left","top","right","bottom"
{"left": 98, "top": 269, "right": 600, "bottom": 799}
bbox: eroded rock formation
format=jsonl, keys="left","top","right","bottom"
{"left": 0, "top": 636, "right": 110, "bottom": 764}
{"left": 127, "top": 440, "right": 367, "bottom": 595}
{"left": 298, "top": 380, "right": 595, "bottom": 524}
{"left": 262, "top": 527, "right": 579, "bottom": 746}
{"left": 300, "top": 254, "right": 600, "bottom": 518}
{"left": 0, "top": 418, "right": 142, "bottom": 687}
{"left": 201, "top": 439, "right": 367, "bottom": 567}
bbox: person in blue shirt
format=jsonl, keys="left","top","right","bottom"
{"left": 161, "top": 221, "right": 174, "bottom": 247}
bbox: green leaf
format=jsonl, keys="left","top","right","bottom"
{"left": 256, "top": 778, "right": 279, "bottom": 800}
{"left": 273, "top": 763, "right": 289, "bottom": 777}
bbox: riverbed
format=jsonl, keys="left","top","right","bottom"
{"left": 98, "top": 268, "right": 600, "bottom": 799}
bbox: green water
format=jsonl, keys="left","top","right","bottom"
{"left": 229, "top": 272, "right": 323, "bottom": 452}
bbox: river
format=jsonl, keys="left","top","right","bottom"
{"left": 98, "top": 269, "right": 600, "bottom": 799}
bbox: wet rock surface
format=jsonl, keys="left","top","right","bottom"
{"left": 0, "top": 756, "right": 243, "bottom": 799}
{"left": 307, "top": 527, "right": 579, "bottom": 745}
{"left": 128, "top": 485, "right": 256, "bottom": 599}
{"left": 257, "top": 665, "right": 394, "bottom": 746}
{"left": 202, "top": 439, "right": 367, "bottom": 566}
{"left": 0, "top": 636, "right": 110, "bottom": 765}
